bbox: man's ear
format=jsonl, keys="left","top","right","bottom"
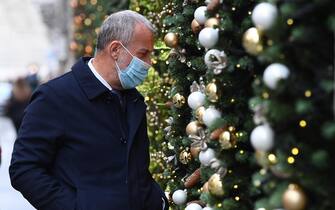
{"left": 107, "top": 41, "right": 121, "bottom": 60}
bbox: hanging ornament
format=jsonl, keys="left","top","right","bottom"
{"left": 205, "top": 17, "right": 220, "bottom": 28}
{"left": 164, "top": 117, "right": 174, "bottom": 137}
{"left": 219, "top": 130, "right": 237, "bottom": 149}
{"left": 172, "top": 189, "right": 187, "bottom": 205}
{"left": 282, "top": 184, "right": 307, "bottom": 210}
{"left": 185, "top": 203, "right": 203, "bottom": 210}
{"left": 188, "top": 91, "right": 206, "bottom": 110}
{"left": 186, "top": 121, "right": 202, "bottom": 136}
{"left": 190, "top": 145, "right": 201, "bottom": 158}
{"left": 263, "top": 63, "right": 290, "bottom": 89}
{"left": 189, "top": 129, "right": 209, "bottom": 150}
{"left": 202, "top": 181, "right": 209, "bottom": 193}
{"left": 199, "top": 28, "right": 219, "bottom": 48}
{"left": 210, "top": 127, "right": 225, "bottom": 140}
{"left": 202, "top": 106, "right": 221, "bottom": 127}
{"left": 169, "top": 48, "right": 187, "bottom": 63}
{"left": 194, "top": 6, "right": 208, "bottom": 25}
{"left": 242, "top": 27, "right": 263, "bottom": 55}
{"left": 199, "top": 148, "right": 216, "bottom": 166}
{"left": 208, "top": 173, "right": 224, "bottom": 196}
{"left": 164, "top": 32, "right": 179, "bottom": 48}
{"left": 184, "top": 168, "right": 201, "bottom": 188}
{"left": 250, "top": 124, "right": 274, "bottom": 152}
{"left": 207, "top": 0, "right": 221, "bottom": 12}
{"left": 172, "top": 93, "right": 186, "bottom": 108}
{"left": 205, "top": 81, "right": 218, "bottom": 102}
{"left": 204, "top": 49, "right": 227, "bottom": 75}
{"left": 251, "top": 103, "right": 268, "bottom": 125}
{"left": 191, "top": 19, "right": 202, "bottom": 34}
{"left": 195, "top": 106, "right": 206, "bottom": 124}
{"left": 252, "top": 3, "right": 278, "bottom": 30}
{"left": 179, "top": 150, "right": 192, "bottom": 164}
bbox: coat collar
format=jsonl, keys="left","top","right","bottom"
{"left": 71, "top": 57, "right": 144, "bottom": 102}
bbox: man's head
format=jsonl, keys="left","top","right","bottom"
{"left": 95, "top": 10, "right": 155, "bottom": 89}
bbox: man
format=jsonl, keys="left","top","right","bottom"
{"left": 9, "top": 10, "right": 168, "bottom": 210}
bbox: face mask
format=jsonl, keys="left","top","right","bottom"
{"left": 115, "top": 42, "right": 151, "bottom": 89}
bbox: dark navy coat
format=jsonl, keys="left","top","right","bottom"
{"left": 9, "top": 57, "right": 168, "bottom": 210}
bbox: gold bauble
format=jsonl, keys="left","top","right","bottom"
{"left": 208, "top": 173, "right": 224, "bottom": 196}
{"left": 242, "top": 27, "right": 263, "bottom": 55}
{"left": 164, "top": 32, "right": 179, "bottom": 48}
{"left": 205, "top": 17, "right": 220, "bottom": 28}
{"left": 191, "top": 19, "right": 202, "bottom": 34}
{"left": 172, "top": 93, "right": 186, "bottom": 108}
{"left": 190, "top": 145, "right": 201, "bottom": 158}
{"left": 186, "top": 121, "right": 201, "bottom": 136}
{"left": 282, "top": 184, "right": 307, "bottom": 210}
{"left": 179, "top": 150, "right": 192, "bottom": 165}
{"left": 195, "top": 106, "right": 206, "bottom": 124}
{"left": 219, "top": 130, "right": 237, "bottom": 149}
{"left": 205, "top": 82, "right": 218, "bottom": 102}
{"left": 202, "top": 182, "right": 209, "bottom": 193}
{"left": 210, "top": 127, "right": 225, "bottom": 140}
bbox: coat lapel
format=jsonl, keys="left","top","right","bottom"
{"left": 126, "top": 89, "right": 146, "bottom": 153}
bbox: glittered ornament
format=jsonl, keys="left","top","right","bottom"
{"left": 208, "top": 173, "right": 224, "bottom": 196}
{"left": 250, "top": 124, "right": 274, "bottom": 152}
{"left": 184, "top": 168, "right": 201, "bottom": 188}
{"left": 219, "top": 130, "right": 237, "bottom": 149}
{"left": 195, "top": 106, "right": 206, "bottom": 124}
{"left": 191, "top": 19, "right": 202, "bottom": 34}
{"left": 204, "top": 49, "right": 227, "bottom": 74}
{"left": 199, "top": 148, "right": 216, "bottom": 166}
{"left": 242, "top": 27, "right": 263, "bottom": 55}
{"left": 190, "top": 145, "right": 201, "bottom": 158}
{"left": 172, "top": 93, "right": 186, "bottom": 108}
{"left": 205, "top": 82, "right": 218, "bottom": 102}
{"left": 185, "top": 203, "right": 202, "bottom": 210}
{"left": 252, "top": 2, "right": 278, "bottom": 30}
{"left": 282, "top": 184, "right": 307, "bottom": 210}
{"left": 179, "top": 150, "right": 192, "bottom": 164}
{"left": 186, "top": 121, "right": 202, "bottom": 136}
{"left": 172, "top": 189, "right": 187, "bottom": 205}
{"left": 194, "top": 6, "right": 208, "bottom": 25}
{"left": 188, "top": 91, "right": 206, "bottom": 110}
{"left": 199, "top": 28, "right": 219, "bottom": 48}
{"left": 205, "top": 17, "right": 220, "bottom": 28}
{"left": 263, "top": 63, "right": 290, "bottom": 89}
{"left": 164, "top": 32, "right": 179, "bottom": 48}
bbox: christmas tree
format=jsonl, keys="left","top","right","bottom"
{"left": 161, "top": 0, "right": 335, "bottom": 210}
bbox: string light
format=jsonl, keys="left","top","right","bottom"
{"left": 305, "top": 90, "right": 312, "bottom": 97}
{"left": 299, "top": 120, "right": 307, "bottom": 128}
{"left": 287, "top": 18, "right": 294, "bottom": 25}
{"left": 291, "top": 147, "right": 299, "bottom": 155}
{"left": 287, "top": 156, "right": 295, "bottom": 164}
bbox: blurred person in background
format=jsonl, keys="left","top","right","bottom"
{"left": 4, "top": 78, "right": 32, "bottom": 132}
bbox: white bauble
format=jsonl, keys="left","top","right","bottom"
{"left": 263, "top": 63, "right": 290, "bottom": 89}
{"left": 203, "top": 207, "right": 214, "bottom": 210}
{"left": 198, "top": 28, "right": 219, "bottom": 48}
{"left": 185, "top": 203, "right": 203, "bottom": 210}
{"left": 194, "top": 6, "right": 208, "bottom": 25}
{"left": 202, "top": 106, "right": 221, "bottom": 127}
{"left": 199, "top": 148, "right": 216, "bottom": 166}
{"left": 250, "top": 124, "right": 274, "bottom": 152}
{"left": 188, "top": 91, "right": 206, "bottom": 110}
{"left": 252, "top": 2, "right": 278, "bottom": 30}
{"left": 172, "top": 190, "right": 187, "bottom": 205}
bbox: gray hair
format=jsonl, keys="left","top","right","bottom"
{"left": 96, "top": 10, "right": 154, "bottom": 51}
